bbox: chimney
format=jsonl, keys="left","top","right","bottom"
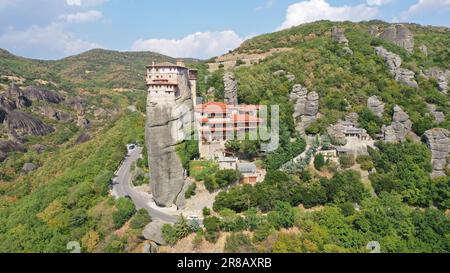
{"left": 176, "top": 59, "right": 185, "bottom": 67}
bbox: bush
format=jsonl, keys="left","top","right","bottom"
{"left": 112, "top": 198, "right": 136, "bottom": 229}
{"left": 356, "top": 155, "right": 374, "bottom": 171}
{"left": 203, "top": 207, "right": 211, "bottom": 217}
{"left": 339, "top": 154, "right": 355, "bottom": 169}
{"left": 314, "top": 154, "right": 326, "bottom": 171}
{"left": 225, "top": 232, "right": 255, "bottom": 253}
{"left": 185, "top": 183, "right": 197, "bottom": 199}
{"left": 130, "top": 209, "right": 151, "bottom": 230}
{"left": 161, "top": 224, "right": 178, "bottom": 246}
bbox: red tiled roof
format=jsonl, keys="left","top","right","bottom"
{"left": 195, "top": 102, "right": 229, "bottom": 113}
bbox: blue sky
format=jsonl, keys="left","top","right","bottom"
{"left": 0, "top": 0, "right": 448, "bottom": 60}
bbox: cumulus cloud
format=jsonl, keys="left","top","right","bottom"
{"left": 131, "top": 31, "right": 244, "bottom": 59}
{"left": 278, "top": 0, "right": 379, "bottom": 30}
{"left": 0, "top": 23, "right": 101, "bottom": 59}
{"left": 60, "top": 10, "right": 103, "bottom": 23}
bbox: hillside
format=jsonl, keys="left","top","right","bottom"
{"left": 0, "top": 48, "right": 198, "bottom": 90}
{"left": 0, "top": 20, "right": 449, "bottom": 253}
{"left": 191, "top": 20, "right": 450, "bottom": 253}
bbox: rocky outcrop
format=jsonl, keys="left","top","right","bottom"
{"left": 5, "top": 110, "right": 53, "bottom": 136}
{"left": 143, "top": 220, "right": 167, "bottom": 246}
{"left": 41, "top": 106, "right": 73, "bottom": 122}
{"left": 273, "top": 70, "right": 296, "bottom": 82}
{"left": 375, "top": 46, "right": 418, "bottom": 88}
{"left": 286, "top": 73, "right": 296, "bottom": 82}
{"left": 75, "top": 132, "right": 91, "bottom": 144}
{"left": 5, "top": 84, "right": 31, "bottom": 108}
{"left": 345, "top": 112, "right": 359, "bottom": 126}
{"left": 289, "top": 84, "right": 319, "bottom": 133}
{"left": 427, "top": 104, "right": 445, "bottom": 124}
{"left": 66, "top": 96, "right": 86, "bottom": 115}
{"left": 23, "top": 86, "right": 64, "bottom": 104}
{"left": 367, "top": 96, "right": 385, "bottom": 118}
{"left": 0, "top": 141, "right": 25, "bottom": 162}
{"left": 331, "top": 26, "right": 349, "bottom": 45}
{"left": 223, "top": 72, "right": 238, "bottom": 105}
{"left": 424, "top": 128, "right": 449, "bottom": 178}
{"left": 424, "top": 67, "right": 449, "bottom": 94}
{"left": 22, "top": 163, "right": 37, "bottom": 173}
{"left": 419, "top": 44, "right": 428, "bottom": 56}
{"left": 368, "top": 25, "right": 379, "bottom": 37}
{"left": 381, "top": 105, "right": 412, "bottom": 143}
{"left": 380, "top": 24, "right": 414, "bottom": 53}
{"left": 327, "top": 123, "right": 347, "bottom": 146}
{"left": 76, "top": 116, "right": 90, "bottom": 128}
{"left": 146, "top": 73, "right": 194, "bottom": 207}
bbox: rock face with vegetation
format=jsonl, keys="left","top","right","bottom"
{"left": 375, "top": 46, "right": 418, "bottom": 88}
{"left": 289, "top": 84, "right": 319, "bottom": 133}
{"left": 424, "top": 67, "right": 449, "bottom": 94}
{"left": 5, "top": 110, "right": 53, "bottom": 137}
{"left": 379, "top": 24, "right": 415, "bottom": 53}
{"left": 427, "top": 104, "right": 445, "bottom": 124}
{"left": 424, "top": 128, "right": 450, "bottom": 178}
{"left": 146, "top": 74, "right": 194, "bottom": 207}
{"left": 223, "top": 72, "right": 238, "bottom": 105}
{"left": 331, "top": 26, "right": 349, "bottom": 45}
{"left": 382, "top": 105, "right": 412, "bottom": 143}
{"left": 24, "top": 86, "right": 64, "bottom": 104}
{"left": 367, "top": 96, "right": 385, "bottom": 118}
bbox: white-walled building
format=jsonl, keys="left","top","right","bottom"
{"left": 146, "top": 60, "right": 197, "bottom": 104}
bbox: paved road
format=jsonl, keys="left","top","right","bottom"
{"left": 111, "top": 147, "right": 178, "bottom": 224}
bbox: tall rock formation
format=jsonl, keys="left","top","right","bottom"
{"left": 367, "top": 96, "right": 385, "bottom": 118}
{"left": 331, "top": 26, "right": 349, "bottom": 45}
{"left": 379, "top": 24, "right": 414, "bottom": 53}
{"left": 289, "top": 84, "right": 319, "bottom": 133}
{"left": 145, "top": 63, "right": 195, "bottom": 207}
{"left": 424, "top": 128, "right": 449, "bottom": 178}
{"left": 223, "top": 72, "right": 238, "bottom": 105}
{"left": 375, "top": 46, "right": 418, "bottom": 88}
{"left": 381, "top": 105, "right": 412, "bottom": 143}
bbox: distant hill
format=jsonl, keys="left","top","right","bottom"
{"left": 0, "top": 48, "right": 199, "bottom": 91}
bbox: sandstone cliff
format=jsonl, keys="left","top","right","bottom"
{"left": 375, "top": 46, "right": 418, "bottom": 88}
{"left": 424, "top": 128, "right": 449, "bottom": 178}
{"left": 289, "top": 84, "right": 319, "bottom": 134}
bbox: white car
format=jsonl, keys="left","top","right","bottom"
{"left": 187, "top": 215, "right": 199, "bottom": 221}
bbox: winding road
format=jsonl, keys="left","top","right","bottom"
{"left": 111, "top": 147, "right": 178, "bottom": 224}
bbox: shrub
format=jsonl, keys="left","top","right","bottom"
{"left": 314, "top": 154, "right": 326, "bottom": 171}
{"left": 112, "top": 197, "right": 136, "bottom": 229}
{"left": 339, "top": 154, "right": 355, "bottom": 169}
{"left": 185, "top": 183, "right": 197, "bottom": 199}
{"left": 130, "top": 209, "right": 151, "bottom": 230}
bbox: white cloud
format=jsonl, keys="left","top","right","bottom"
{"left": 401, "top": 0, "right": 450, "bottom": 19}
{"left": 0, "top": 23, "right": 101, "bottom": 59}
{"left": 278, "top": 0, "right": 379, "bottom": 30}
{"left": 66, "top": 0, "right": 107, "bottom": 7}
{"left": 60, "top": 10, "right": 103, "bottom": 23}
{"left": 366, "top": 0, "right": 394, "bottom": 6}
{"left": 131, "top": 31, "right": 244, "bottom": 59}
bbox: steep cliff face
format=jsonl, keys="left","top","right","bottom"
{"left": 424, "top": 128, "right": 450, "bottom": 178}
{"left": 145, "top": 73, "right": 194, "bottom": 207}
